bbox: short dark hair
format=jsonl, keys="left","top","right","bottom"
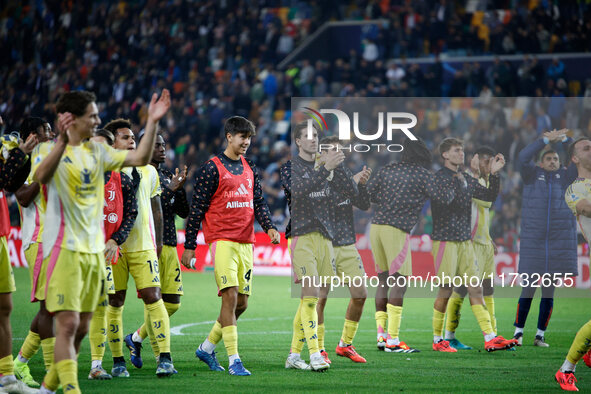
{"left": 224, "top": 116, "right": 256, "bottom": 139}
{"left": 401, "top": 137, "right": 432, "bottom": 168}
{"left": 540, "top": 149, "right": 558, "bottom": 161}
{"left": 475, "top": 146, "right": 495, "bottom": 157}
{"left": 568, "top": 137, "right": 591, "bottom": 161}
{"left": 439, "top": 137, "right": 463, "bottom": 157}
{"left": 104, "top": 118, "right": 132, "bottom": 138}
{"left": 293, "top": 121, "right": 319, "bottom": 141}
{"left": 56, "top": 91, "right": 96, "bottom": 117}
{"left": 19, "top": 117, "right": 46, "bottom": 140}
{"left": 319, "top": 135, "right": 339, "bottom": 145}
{"left": 94, "top": 128, "right": 115, "bottom": 145}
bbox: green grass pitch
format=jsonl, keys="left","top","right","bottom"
{"left": 8, "top": 268, "right": 590, "bottom": 392}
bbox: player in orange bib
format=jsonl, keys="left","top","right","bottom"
{"left": 181, "top": 116, "right": 280, "bottom": 376}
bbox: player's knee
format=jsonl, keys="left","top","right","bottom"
{"left": 140, "top": 288, "right": 161, "bottom": 304}
{"left": 351, "top": 297, "right": 366, "bottom": 307}
{"left": 57, "top": 315, "right": 80, "bottom": 338}
{"left": 108, "top": 292, "right": 126, "bottom": 307}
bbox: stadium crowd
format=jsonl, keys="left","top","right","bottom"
{"left": 2, "top": 0, "right": 591, "bottom": 250}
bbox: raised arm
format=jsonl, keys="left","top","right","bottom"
{"left": 123, "top": 89, "right": 171, "bottom": 167}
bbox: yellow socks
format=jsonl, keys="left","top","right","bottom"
{"left": 40, "top": 338, "right": 55, "bottom": 370}
{"left": 89, "top": 302, "right": 107, "bottom": 362}
{"left": 164, "top": 301, "right": 180, "bottom": 317}
{"left": 143, "top": 305, "right": 159, "bottom": 358}
{"left": 318, "top": 323, "right": 325, "bottom": 351}
{"left": 375, "top": 311, "right": 387, "bottom": 339}
{"left": 445, "top": 292, "right": 464, "bottom": 335}
{"left": 484, "top": 296, "right": 497, "bottom": 334}
{"left": 55, "top": 359, "right": 80, "bottom": 394}
{"left": 0, "top": 355, "right": 13, "bottom": 376}
{"left": 106, "top": 305, "right": 124, "bottom": 357}
{"left": 300, "top": 297, "right": 320, "bottom": 355}
{"left": 146, "top": 299, "right": 171, "bottom": 354}
{"left": 139, "top": 301, "right": 181, "bottom": 341}
{"left": 42, "top": 363, "right": 59, "bottom": 391}
{"left": 222, "top": 325, "right": 238, "bottom": 357}
{"left": 387, "top": 304, "right": 402, "bottom": 340}
{"left": 18, "top": 331, "right": 40, "bottom": 361}
{"left": 290, "top": 299, "right": 305, "bottom": 354}
{"left": 566, "top": 319, "right": 591, "bottom": 364}
{"left": 341, "top": 319, "right": 359, "bottom": 345}
{"left": 433, "top": 309, "right": 445, "bottom": 339}
{"left": 471, "top": 303, "right": 494, "bottom": 337}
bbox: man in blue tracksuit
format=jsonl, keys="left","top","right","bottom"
{"left": 513, "top": 129, "right": 578, "bottom": 347}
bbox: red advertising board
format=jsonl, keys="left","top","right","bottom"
{"left": 7, "top": 228, "right": 590, "bottom": 289}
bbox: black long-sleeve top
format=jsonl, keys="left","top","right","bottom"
{"left": 184, "top": 153, "right": 276, "bottom": 250}
{"left": 158, "top": 167, "right": 190, "bottom": 247}
{"left": 431, "top": 167, "right": 500, "bottom": 242}
{"left": 0, "top": 144, "right": 28, "bottom": 192}
{"left": 105, "top": 171, "right": 138, "bottom": 246}
{"left": 283, "top": 156, "right": 357, "bottom": 240}
{"left": 332, "top": 167, "right": 370, "bottom": 246}
{"left": 369, "top": 162, "right": 454, "bottom": 233}
{"left": 280, "top": 160, "right": 292, "bottom": 238}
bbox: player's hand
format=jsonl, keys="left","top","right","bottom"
{"left": 267, "top": 228, "right": 280, "bottom": 244}
{"left": 19, "top": 133, "right": 38, "bottom": 154}
{"left": 0, "top": 116, "right": 3, "bottom": 127}
{"left": 169, "top": 165, "right": 188, "bottom": 192}
{"left": 490, "top": 153, "right": 505, "bottom": 175}
{"left": 104, "top": 239, "right": 119, "bottom": 263}
{"left": 147, "top": 89, "right": 171, "bottom": 122}
{"left": 353, "top": 166, "right": 372, "bottom": 185}
{"left": 56, "top": 112, "right": 73, "bottom": 144}
{"left": 323, "top": 149, "right": 345, "bottom": 171}
{"left": 470, "top": 154, "right": 480, "bottom": 177}
{"left": 181, "top": 248, "right": 195, "bottom": 269}
{"left": 453, "top": 171, "right": 467, "bottom": 187}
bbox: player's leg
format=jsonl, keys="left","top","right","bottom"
{"left": 514, "top": 284, "right": 536, "bottom": 345}
{"left": 284, "top": 238, "right": 311, "bottom": 370}
{"left": 370, "top": 224, "right": 389, "bottom": 350}
{"left": 14, "top": 244, "right": 43, "bottom": 388}
{"left": 555, "top": 319, "right": 591, "bottom": 391}
{"left": 444, "top": 286, "right": 471, "bottom": 350}
{"left": 316, "top": 286, "right": 330, "bottom": 364}
{"left": 381, "top": 228, "right": 415, "bottom": 354}
{"left": 335, "top": 245, "right": 368, "bottom": 362}
{"left": 431, "top": 241, "right": 457, "bottom": 352}
{"left": 534, "top": 283, "right": 555, "bottom": 347}
{"left": 0, "top": 236, "right": 35, "bottom": 393}
{"left": 108, "top": 252, "right": 129, "bottom": 377}
{"left": 38, "top": 301, "right": 55, "bottom": 372}
{"left": 480, "top": 243, "right": 497, "bottom": 335}
{"left": 462, "top": 242, "right": 515, "bottom": 352}
{"left": 126, "top": 246, "right": 183, "bottom": 367}
{"left": 127, "top": 251, "right": 173, "bottom": 377}
{"left": 297, "top": 233, "right": 331, "bottom": 372}
{"left": 88, "top": 296, "right": 112, "bottom": 380}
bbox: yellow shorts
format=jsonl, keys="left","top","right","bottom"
{"left": 334, "top": 244, "right": 365, "bottom": 283}
{"left": 25, "top": 242, "right": 46, "bottom": 301}
{"left": 290, "top": 232, "right": 336, "bottom": 281}
{"left": 473, "top": 242, "right": 495, "bottom": 278}
{"left": 0, "top": 236, "right": 15, "bottom": 293}
{"left": 210, "top": 240, "right": 253, "bottom": 295}
{"left": 159, "top": 245, "right": 183, "bottom": 295}
{"left": 370, "top": 224, "right": 412, "bottom": 276}
{"left": 45, "top": 248, "right": 106, "bottom": 313}
{"left": 113, "top": 250, "right": 160, "bottom": 291}
{"left": 432, "top": 240, "right": 479, "bottom": 286}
